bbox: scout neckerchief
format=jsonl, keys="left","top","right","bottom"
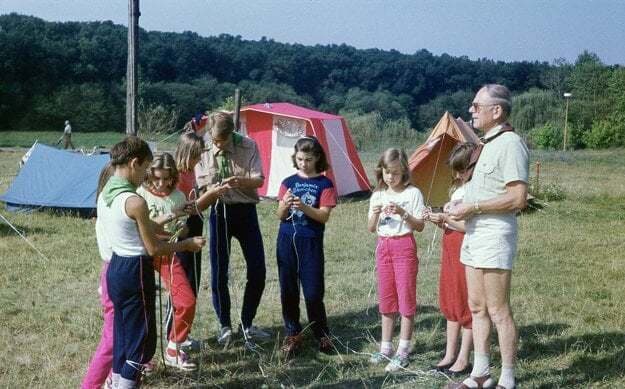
{"left": 102, "top": 176, "right": 137, "bottom": 207}
{"left": 214, "top": 132, "right": 243, "bottom": 182}
{"left": 466, "top": 123, "right": 515, "bottom": 182}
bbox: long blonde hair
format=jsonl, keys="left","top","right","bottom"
{"left": 145, "top": 152, "right": 179, "bottom": 192}
{"left": 175, "top": 132, "right": 205, "bottom": 173}
{"left": 374, "top": 148, "right": 410, "bottom": 191}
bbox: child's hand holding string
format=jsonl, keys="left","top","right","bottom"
{"left": 385, "top": 202, "right": 405, "bottom": 216}
{"left": 222, "top": 176, "right": 242, "bottom": 189}
{"left": 183, "top": 236, "right": 206, "bottom": 252}
{"left": 282, "top": 188, "right": 295, "bottom": 207}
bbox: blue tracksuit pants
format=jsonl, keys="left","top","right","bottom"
{"left": 107, "top": 253, "right": 156, "bottom": 382}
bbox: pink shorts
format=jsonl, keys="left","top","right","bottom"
{"left": 376, "top": 234, "right": 419, "bottom": 316}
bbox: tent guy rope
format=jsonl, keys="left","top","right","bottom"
{"left": 0, "top": 213, "right": 51, "bottom": 262}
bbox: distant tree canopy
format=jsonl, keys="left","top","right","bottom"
{"left": 1, "top": 14, "right": 623, "bottom": 148}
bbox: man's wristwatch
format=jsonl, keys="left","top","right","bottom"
{"left": 473, "top": 202, "right": 482, "bottom": 215}
{"left": 401, "top": 212, "right": 410, "bottom": 221}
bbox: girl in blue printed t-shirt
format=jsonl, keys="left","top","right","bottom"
{"left": 276, "top": 136, "right": 337, "bottom": 357}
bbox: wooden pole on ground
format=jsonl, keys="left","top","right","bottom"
{"left": 535, "top": 161, "right": 541, "bottom": 195}
{"left": 126, "top": 0, "right": 140, "bottom": 135}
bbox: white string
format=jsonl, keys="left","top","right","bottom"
{"left": 329, "top": 334, "right": 450, "bottom": 381}
{"left": 0, "top": 213, "right": 51, "bottom": 261}
{"left": 157, "top": 128, "right": 184, "bottom": 144}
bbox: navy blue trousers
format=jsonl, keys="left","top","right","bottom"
{"left": 107, "top": 253, "right": 156, "bottom": 382}
{"left": 210, "top": 203, "right": 266, "bottom": 329}
{"left": 277, "top": 233, "right": 329, "bottom": 339}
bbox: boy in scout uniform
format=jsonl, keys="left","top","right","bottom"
{"left": 194, "top": 111, "right": 270, "bottom": 347}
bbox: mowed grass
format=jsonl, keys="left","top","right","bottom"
{"left": 1, "top": 144, "right": 625, "bottom": 388}
{"left": 0, "top": 131, "right": 179, "bottom": 150}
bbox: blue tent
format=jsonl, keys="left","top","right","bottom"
{"left": 1, "top": 144, "right": 110, "bottom": 214}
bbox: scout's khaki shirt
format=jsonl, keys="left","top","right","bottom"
{"left": 194, "top": 134, "right": 264, "bottom": 204}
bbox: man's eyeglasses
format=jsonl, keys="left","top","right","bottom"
{"left": 471, "top": 102, "right": 497, "bottom": 112}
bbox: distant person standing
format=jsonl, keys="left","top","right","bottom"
{"left": 58, "top": 120, "right": 75, "bottom": 149}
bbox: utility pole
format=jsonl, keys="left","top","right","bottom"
{"left": 126, "top": 0, "right": 140, "bottom": 135}
{"left": 563, "top": 92, "right": 572, "bottom": 151}
{"left": 233, "top": 88, "right": 241, "bottom": 131}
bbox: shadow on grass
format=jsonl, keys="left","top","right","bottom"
{"left": 0, "top": 219, "right": 53, "bottom": 237}
{"left": 517, "top": 323, "right": 625, "bottom": 387}
{"left": 150, "top": 305, "right": 446, "bottom": 387}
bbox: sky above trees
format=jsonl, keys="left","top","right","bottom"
{"left": 1, "top": 0, "right": 624, "bottom": 65}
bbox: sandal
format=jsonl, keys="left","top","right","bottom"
{"left": 432, "top": 361, "right": 455, "bottom": 372}
{"left": 445, "top": 375, "right": 496, "bottom": 389}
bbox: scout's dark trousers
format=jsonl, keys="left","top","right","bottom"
{"left": 277, "top": 233, "right": 329, "bottom": 339}
{"left": 107, "top": 253, "right": 156, "bottom": 382}
{"left": 210, "top": 203, "right": 266, "bottom": 329}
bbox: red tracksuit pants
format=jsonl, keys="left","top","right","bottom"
{"left": 154, "top": 255, "right": 196, "bottom": 344}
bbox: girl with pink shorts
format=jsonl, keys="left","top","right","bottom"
{"left": 367, "top": 148, "right": 425, "bottom": 373}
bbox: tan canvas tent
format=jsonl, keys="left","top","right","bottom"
{"left": 408, "top": 112, "right": 479, "bottom": 207}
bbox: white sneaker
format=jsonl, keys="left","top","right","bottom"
{"left": 217, "top": 326, "right": 232, "bottom": 346}
{"left": 243, "top": 325, "right": 271, "bottom": 341}
{"left": 164, "top": 349, "right": 197, "bottom": 371}
{"left": 384, "top": 353, "right": 409, "bottom": 372}
{"left": 179, "top": 336, "right": 201, "bottom": 352}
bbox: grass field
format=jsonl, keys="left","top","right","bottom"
{"left": 0, "top": 131, "right": 180, "bottom": 150}
{"left": 1, "top": 142, "right": 625, "bottom": 388}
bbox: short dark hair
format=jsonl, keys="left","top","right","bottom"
{"left": 291, "top": 136, "right": 330, "bottom": 173}
{"left": 448, "top": 142, "right": 478, "bottom": 173}
{"left": 207, "top": 111, "right": 234, "bottom": 139}
{"left": 110, "top": 136, "right": 153, "bottom": 167}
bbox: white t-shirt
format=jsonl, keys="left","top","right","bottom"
{"left": 95, "top": 207, "right": 112, "bottom": 262}
{"left": 444, "top": 185, "right": 465, "bottom": 232}
{"left": 64, "top": 124, "right": 72, "bottom": 134}
{"left": 368, "top": 185, "right": 425, "bottom": 237}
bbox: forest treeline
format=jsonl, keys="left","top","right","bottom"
{"left": 1, "top": 13, "right": 623, "bottom": 148}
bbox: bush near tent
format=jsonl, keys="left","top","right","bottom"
{"left": 408, "top": 112, "right": 479, "bottom": 207}
{"left": 239, "top": 103, "right": 370, "bottom": 197}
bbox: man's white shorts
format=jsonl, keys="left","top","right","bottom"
{"left": 460, "top": 229, "right": 517, "bottom": 270}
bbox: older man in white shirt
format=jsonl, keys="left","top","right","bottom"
{"left": 446, "top": 84, "right": 529, "bottom": 389}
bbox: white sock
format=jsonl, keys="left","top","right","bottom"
{"left": 380, "top": 341, "right": 393, "bottom": 354}
{"left": 398, "top": 339, "right": 410, "bottom": 356}
{"left": 117, "top": 376, "right": 137, "bottom": 389}
{"left": 498, "top": 366, "right": 515, "bottom": 389}
{"left": 471, "top": 351, "right": 490, "bottom": 377}
{"left": 111, "top": 373, "right": 121, "bottom": 389}
{"left": 167, "top": 340, "right": 179, "bottom": 350}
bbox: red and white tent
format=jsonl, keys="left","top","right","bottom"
{"left": 240, "top": 103, "right": 370, "bottom": 197}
